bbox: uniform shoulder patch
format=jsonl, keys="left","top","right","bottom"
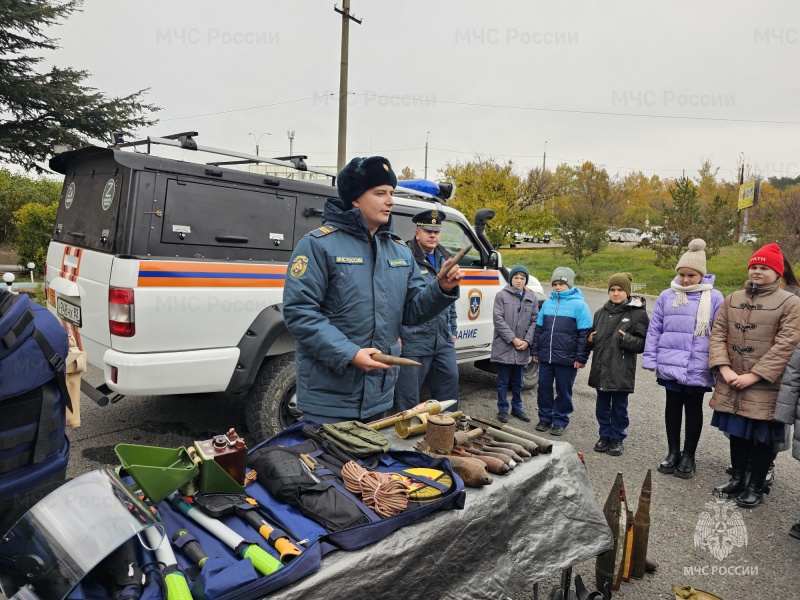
{"left": 309, "top": 225, "right": 339, "bottom": 238}
{"left": 290, "top": 255, "right": 309, "bottom": 278}
{"left": 390, "top": 237, "right": 408, "bottom": 247}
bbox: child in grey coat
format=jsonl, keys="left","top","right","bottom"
{"left": 491, "top": 265, "right": 539, "bottom": 423}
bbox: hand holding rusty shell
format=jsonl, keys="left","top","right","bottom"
{"left": 436, "top": 244, "right": 472, "bottom": 280}
{"left": 370, "top": 352, "right": 421, "bottom": 367}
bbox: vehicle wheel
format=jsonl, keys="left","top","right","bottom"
{"left": 244, "top": 353, "right": 300, "bottom": 442}
{"left": 524, "top": 360, "right": 539, "bottom": 383}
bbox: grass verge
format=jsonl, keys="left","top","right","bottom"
{"left": 501, "top": 244, "right": 759, "bottom": 297}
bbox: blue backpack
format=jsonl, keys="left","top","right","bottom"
{"left": 0, "top": 290, "right": 71, "bottom": 528}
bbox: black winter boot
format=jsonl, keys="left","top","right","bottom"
{"left": 658, "top": 438, "right": 682, "bottom": 474}
{"left": 713, "top": 469, "right": 747, "bottom": 497}
{"left": 674, "top": 444, "right": 696, "bottom": 479}
{"left": 736, "top": 478, "right": 769, "bottom": 508}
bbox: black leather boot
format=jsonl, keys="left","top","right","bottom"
{"left": 713, "top": 469, "right": 747, "bottom": 497}
{"left": 658, "top": 438, "right": 681, "bottom": 474}
{"left": 736, "top": 478, "right": 769, "bottom": 508}
{"left": 674, "top": 444, "right": 696, "bottom": 479}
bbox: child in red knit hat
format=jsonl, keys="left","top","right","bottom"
{"left": 708, "top": 243, "right": 800, "bottom": 508}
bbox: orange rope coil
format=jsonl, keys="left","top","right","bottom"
{"left": 342, "top": 461, "right": 408, "bottom": 518}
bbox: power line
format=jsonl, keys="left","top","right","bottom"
{"left": 160, "top": 92, "right": 800, "bottom": 126}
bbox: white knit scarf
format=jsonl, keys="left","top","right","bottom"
{"left": 671, "top": 281, "right": 714, "bottom": 337}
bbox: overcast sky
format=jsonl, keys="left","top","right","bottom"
{"left": 44, "top": 0, "right": 800, "bottom": 183}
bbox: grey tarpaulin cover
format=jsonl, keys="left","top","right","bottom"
{"left": 265, "top": 441, "right": 612, "bottom": 600}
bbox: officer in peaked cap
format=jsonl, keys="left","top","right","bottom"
{"left": 411, "top": 208, "right": 446, "bottom": 231}
{"left": 395, "top": 208, "right": 460, "bottom": 412}
{"left": 283, "top": 158, "right": 463, "bottom": 425}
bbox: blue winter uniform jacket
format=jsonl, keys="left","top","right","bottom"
{"left": 532, "top": 287, "right": 593, "bottom": 366}
{"left": 399, "top": 239, "right": 457, "bottom": 357}
{"left": 283, "top": 199, "right": 459, "bottom": 420}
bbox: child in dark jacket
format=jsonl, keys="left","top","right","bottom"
{"left": 586, "top": 273, "right": 650, "bottom": 456}
{"left": 532, "top": 267, "right": 593, "bottom": 435}
{"left": 491, "top": 265, "right": 539, "bottom": 423}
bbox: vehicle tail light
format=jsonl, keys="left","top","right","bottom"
{"left": 109, "top": 287, "right": 135, "bottom": 337}
{"left": 110, "top": 366, "right": 118, "bottom": 384}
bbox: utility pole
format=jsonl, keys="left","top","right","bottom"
{"left": 287, "top": 130, "right": 295, "bottom": 156}
{"left": 542, "top": 140, "right": 547, "bottom": 172}
{"left": 424, "top": 131, "right": 430, "bottom": 180}
{"left": 335, "top": 1, "right": 362, "bottom": 172}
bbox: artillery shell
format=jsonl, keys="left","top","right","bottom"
{"left": 371, "top": 353, "right": 421, "bottom": 367}
{"left": 436, "top": 244, "right": 472, "bottom": 280}
{"left": 486, "top": 440, "right": 532, "bottom": 458}
{"left": 484, "top": 428, "right": 540, "bottom": 455}
{"left": 478, "top": 444, "right": 523, "bottom": 463}
{"left": 452, "top": 447, "right": 508, "bottom": 474}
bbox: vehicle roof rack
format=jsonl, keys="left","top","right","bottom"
{"left": 109, "top": 131, "right": 335, "bottom": 180}
{"left": 108, "top": 131, "right": 449, "bottom": 203}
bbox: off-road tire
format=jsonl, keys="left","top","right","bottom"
{"left": 244, "top": 353, "right": 299, "bottom": 442}
{"left": 523, "top": 360, "right": 539, "bottom": 383}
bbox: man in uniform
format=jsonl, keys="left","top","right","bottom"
{"left": 283, "top": 156, "right": 462, "bottom": 424}
{"left": 394, "top": 209, "right": 460, "bottom": 412}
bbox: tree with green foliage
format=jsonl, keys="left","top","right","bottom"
{"left": 767, "top": 175, "right": 800, "bottom": 191}
{"left": 650, "top": 176, "right": 736, "bottom": 269}
{"left": 13, "top": 202, "right": 58, "bottom": 272}
{"left": 1, "top": 0, "right": 158, "bottom": 171}
{"left": 551, "top": 161, "right": 620, "bottom": 272}
{"left": 0, "top": 168, "right": 61, "bottom": 243}
{"left": 443, "top": 158, "right": 525, "bottom": 248}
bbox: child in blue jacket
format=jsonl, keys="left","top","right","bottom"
{"left": 532, "top": 267, "right": 593, "bottom": 435}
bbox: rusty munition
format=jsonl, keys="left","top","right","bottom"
{"left": 596, "top": 472, "right": 624, "bottom": 592}
{"left": 451, "top": 447, "right": 508, "bottom": 474}
{"left": 486, "top": 440, "right": 532, "bottom": 458}
{"left": 462, "top": 446, "right": 516, "bottom": 469}
{"left": 631, "top": 469, "right": 652, "bottom": 580}
{"left": 415, "top": 445, "right": 493, "bottom": 488}
{"left": 436, "top": 244, "right": 472, "bottom": 280}
{"left": 370, "top": 353, "right": 421, "bottom": 367}
{"left": 365, "top": 399, "right": 456, "bottom": 431}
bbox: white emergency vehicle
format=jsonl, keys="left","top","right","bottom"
{"left": 45, "top": 133, "right": 544, "bottom": 439}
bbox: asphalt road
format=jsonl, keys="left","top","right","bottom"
{"left": 66, "top": 287, "right": 800, "bottom": 600}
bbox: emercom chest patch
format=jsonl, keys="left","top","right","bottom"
{"left": 388, "top": 259, "right": 410, "bottom": 268}
{"left": 336, "top": 256, "right": 364, "bottom": 264}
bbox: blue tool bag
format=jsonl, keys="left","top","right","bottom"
{"left": 0, "top": 290, "right": 71, "bottom": 529}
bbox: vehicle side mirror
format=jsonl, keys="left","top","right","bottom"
{"left": 487, "top": 251, "right": 499, "bottom": 270}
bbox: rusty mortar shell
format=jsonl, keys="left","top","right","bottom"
{"left": 452, "top": 447, "right": 508, "bottom": 474}
{"left": 484, "top": 428, "right": 540, "bottom": 455}
{"left": 477, "top": 444, "right": 523, "bottom": 463}
{"left": 463, "top": 446, "right": 516, "bottom": 469}
{"left": 486, "top": 440, "right": 532, "bottom": 458}
{"left": 497, "top": 425, "right": 553, "bottom": 454}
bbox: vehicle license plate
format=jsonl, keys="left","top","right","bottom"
{"left": 57, "top": 297, "right": 82, "bottom": 327}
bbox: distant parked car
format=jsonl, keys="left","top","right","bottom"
{"left": 607, "top": 227, "right": 642, "bottom": 243}
{"left": 531, "top": 231, "right": 552, "bottom": 244}
{"left": 641, "top": 226, "right": 679, "bottom": 245}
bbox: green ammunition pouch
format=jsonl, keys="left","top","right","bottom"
{"left": 318, "top": 421, "right": 389, "bottom": 457}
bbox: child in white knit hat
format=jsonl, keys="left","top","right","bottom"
{"left": 642, "top": 239, "right": 725, "bottom": 479}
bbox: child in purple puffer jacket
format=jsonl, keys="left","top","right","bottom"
{"left": 642, "top": 239, "right": 724, "bottom": 479}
